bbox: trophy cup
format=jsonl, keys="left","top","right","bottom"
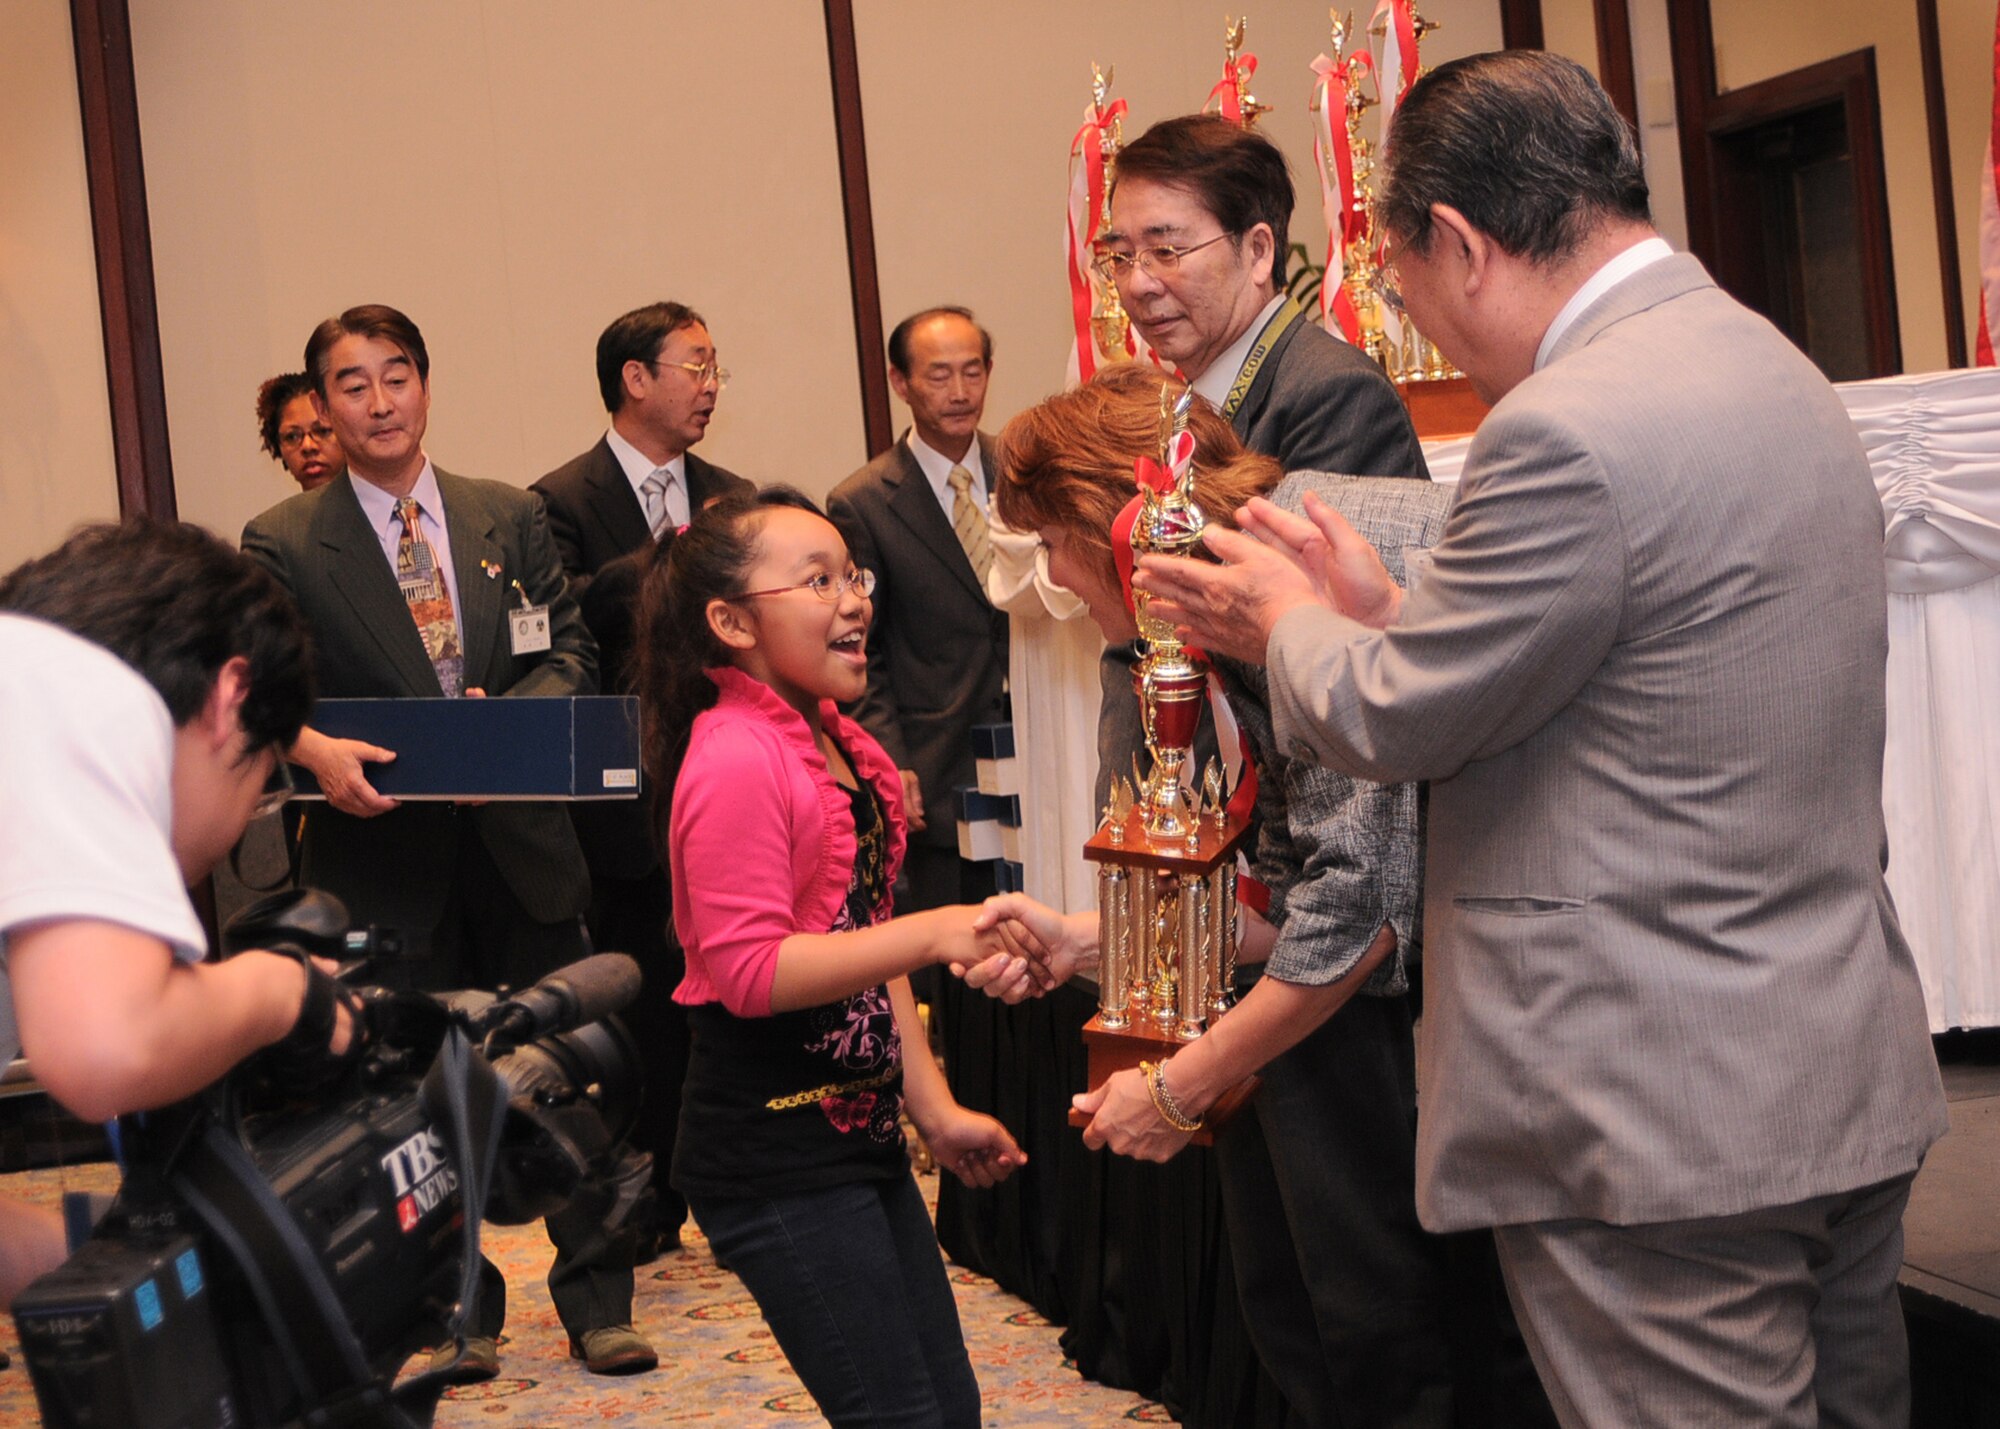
{"left": 1070, "top": 389, "right": 1258, "bottom": 1143}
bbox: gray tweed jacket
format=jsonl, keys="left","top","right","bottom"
{"left": 1214, "top": 473, "right": 1451, "bottom": 996}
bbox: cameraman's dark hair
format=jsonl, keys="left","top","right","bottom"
{"left": 255, "top": 372, "right": 317, "bottom": 460}
{"left": 0, "top": 520, "right": 313, "bottom": 751}
{"left": 598, "top": 301, "right": 708, "bottom": 412}
{"left": 1111, "top": 114, "right": 1293, "bottom": 286}
{"left": 636, "top": 485, "right": 825, "bottom": 848}
{"left": 305, "top": 304, "right": 430, "bottom": 398}
{"left": 1380, "top": 50, "right": 1650, "bottom": 265}
{"left": 886, "top": 306, "right": 993, "bottom": 377}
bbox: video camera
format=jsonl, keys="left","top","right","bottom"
{"left": 10, "top": 890, "right": 645, "bottom": 1429}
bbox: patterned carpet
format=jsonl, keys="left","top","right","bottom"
{"left": 0, "top": 1158, "right": 1165, "bottom": 1426}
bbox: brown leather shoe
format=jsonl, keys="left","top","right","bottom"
{"left": 428, "top": 1334, "right": 499, "bottom": 1381}
{"left": 569, "top": 1323, "right": 659, "bottom": 1376}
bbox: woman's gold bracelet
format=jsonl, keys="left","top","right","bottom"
{"left": 1140, "top": 1058, "right": 1204, "bottom": 1133}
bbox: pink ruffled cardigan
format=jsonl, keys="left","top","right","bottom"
{"left": 669, "top": 666, "right": 908, "bottom": 1016}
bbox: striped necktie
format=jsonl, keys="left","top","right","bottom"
{"left": 640, "top": 469, "right": 674, "bottom": 538}
{"left": 947, "top": 465, "right": 992, "bottom": 584}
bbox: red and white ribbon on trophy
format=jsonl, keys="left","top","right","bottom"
{"left": 1065, "top": 94, "right": 1126, "bottom": 385}
{"left": 1205, "top": 51, "right": 1257, "bottom": 126}
{"left": 1371, "top": 0, "right": 1421, "bottom": 357}
{"left": 1310, "top": 50, "right": 1369, "bottom": 344}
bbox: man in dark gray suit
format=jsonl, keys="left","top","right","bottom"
{"left": 532, "top": 302, "right": 752, "bottom": 1265}
{"left": 827, "top": 307, "right": 1008, "bottom": 913}
{"left": 1143, "top": 54, "right": 1946, "bottom": 1427}
{"left": 243, "top": 305, "right": 656, "bottom": 1379}
{"left": 1102, "top": 113, "right": 1427, "bottom": 480}
{"left": 1092, "top": 114, "right": 1430, "bottom": 810}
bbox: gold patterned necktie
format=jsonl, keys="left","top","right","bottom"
{"left": 946, "top": 465, "right": 992, "bottom": 584}
{"left": 394, "top": 497, "right": 465, "bottom": 696}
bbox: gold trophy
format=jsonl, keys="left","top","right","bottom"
{"left": 1071, "top": 389, "right": 1257, "bottom": 1143}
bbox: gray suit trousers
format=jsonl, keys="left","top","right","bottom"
{"left": 1492, "top": 1173, "right": 1916, "bottom": 1429}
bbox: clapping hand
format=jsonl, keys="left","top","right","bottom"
{"left": 1134, "top": 492, "right": 1402, "bottom": 663}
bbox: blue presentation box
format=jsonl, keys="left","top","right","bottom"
{"left": 291, "top": 696, "right": 641, "bottom": 801}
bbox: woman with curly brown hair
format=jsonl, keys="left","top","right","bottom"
{"left": 254, "top": 371, "right": 345, "bottom": 492}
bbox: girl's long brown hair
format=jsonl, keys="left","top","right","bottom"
{"left": 992, "top": 364, "right": 1282, "bottom": 598}
{"left": 634, "top": 486, "right": 824, "bottom": 853}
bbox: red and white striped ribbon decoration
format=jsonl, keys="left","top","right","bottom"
{"left": 1206, "top": 53, "right": 1257, "bottom": 126}
{"left": 1310, "top": 51, "right": 1367, "bottom": 343}
{"left": 1371, "top": 0, "right": 1420, "bottom": 358}
{"left": 1065, "top": 96, "right": 1126, "bottom": 386}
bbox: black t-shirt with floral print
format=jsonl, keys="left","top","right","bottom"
{"left": 673, "top": 756, "right": 908, "bottom": 1200}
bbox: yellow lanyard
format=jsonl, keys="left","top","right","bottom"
{"left": 1220, "top": 296, "right": 1305, "bottom": 420}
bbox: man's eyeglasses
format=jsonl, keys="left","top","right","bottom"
{"left": 1091, "top": 231, "right": 1235, "bottom": 283}
{"left": 279, "top": 424, "right": 336, "bottom": 450}
{"left": 736, "top": 568, "right": 877, "bottom": 603}
{"left": 1370, "top": 233, "right": 1413, "bottom": 319}
{"left": 650, "top": 358, "right": 731, "bottom": 392}
{"left": 253, "top": 757, "right": 296, "bottom": 818}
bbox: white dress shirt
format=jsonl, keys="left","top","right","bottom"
{"left": 907, "top": 430, "right": 988, "bottom": 522}
{"left": 1190, "top": 293, "right": 1287, "bottom": 405}
{"left": 606, "top": 426, "right": 689, "bottom": 531}
{"left": 1534, "top": 236, "right": 1675, "bottom": 372}
{"left": 350, "top": 458, "right": 463, "bottom": 618}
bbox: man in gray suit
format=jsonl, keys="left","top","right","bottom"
{"left": 827, "top": 306, "right": 1009, "bottom": 913}
{"left": 1138, "top": 53, "right": 1946, "bottom": 1427}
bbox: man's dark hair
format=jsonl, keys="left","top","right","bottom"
{"left": 597, "top": 301, "right": 708, "bottom": 412}
{"left": 255, "top": 372, "right": 317, "bottom": 460}
{"left": 305, "top": 304, "right": 430, "bottom": 397}
{"left": 0, "top": 521, "right": 313, "bottom": 751}
{"left": 1111, "top": 114, "right": 1294, "bottom": 286}
{"left": 1380, "top": 50, "right": 1650, "bottom": 264}
{"left": 886, "top": 307, "right": 994, "bottom": 376}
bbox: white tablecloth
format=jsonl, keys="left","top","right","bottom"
{"left": 1838, "top": 368, "right": 2000, "bottom": 1031}
{"left": 1423, "top": 373, "right": 2000, "bottom": 1030}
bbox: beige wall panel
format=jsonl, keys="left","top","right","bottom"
{"left": 1708, "top": 0, "right": 1947, "bottom": 372}
{"left": 851, "top": 2, "right": 1503, "bottom": 441}
{"left": 0, "top": 0, "right": 121, "bottom": 572}
{"left": 1540, "top": 0, "right": 1602, "bottom": 78}
{"left": 1939, "top": 0, "right": 1991, "bottom": 358}
{"left": 129, "top": 0, "right": 861, "bottom": 538}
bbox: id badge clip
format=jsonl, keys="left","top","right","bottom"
{"left": 507, "top": 579, "right": 552, "bottom": 655}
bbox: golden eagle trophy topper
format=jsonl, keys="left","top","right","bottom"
{"left": 1072, "top": 388, "right": 1257, "bottom": 1144}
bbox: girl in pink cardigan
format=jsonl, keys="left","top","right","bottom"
{"left": 637, "top": 488, "right": 1030, "bottom": 1428}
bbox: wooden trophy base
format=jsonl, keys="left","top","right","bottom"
{"left": 1398, "top": 373, "right": 1489, "bottom": 439}
{"left": 1068, "top": 1012, "right": 1259, "bottom": 1147}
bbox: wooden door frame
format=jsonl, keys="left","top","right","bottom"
{"left": 1502, "top": 0, "right": 1639, "bottom": 132}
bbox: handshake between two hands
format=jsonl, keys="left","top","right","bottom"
{"left": 944, "top": 893, "right": 1097, "bottom": 1005}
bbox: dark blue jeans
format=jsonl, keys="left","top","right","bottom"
{"left": 691, "top": 1170, "right": 981, "bottom": 1428}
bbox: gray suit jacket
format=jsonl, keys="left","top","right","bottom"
{"left": 1265, "top": 254, "right": 1946, "bottom": 1231}
{"left": 827, "top": 437, "right": 1009, "bottom": 851}
{"left": 242, "top": 470, "right": 596, "bottom": 939}
{"left": 1235, "top": 315, "right": 1431, "bottom": 481}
